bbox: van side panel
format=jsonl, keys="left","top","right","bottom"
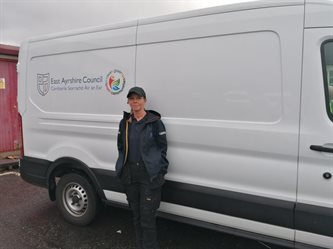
{"left": 22, "top": 27, "right": 137, "bottom": 173}
{"left": 136, "top": 5, "right": 304, "bottom": 240}
{"left": 305, "top": 0, "right": 333, "bottom": 28}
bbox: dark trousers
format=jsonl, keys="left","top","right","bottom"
{"left": 124, "top": 162, "right": 161, "bottom": 249}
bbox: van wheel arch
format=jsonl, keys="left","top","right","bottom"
{"left": 46, "top": 157, "right": 106, "bottom": 202}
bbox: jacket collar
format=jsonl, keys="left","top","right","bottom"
{"left": 123, "top": 110, "right": 161, "bottom": 124}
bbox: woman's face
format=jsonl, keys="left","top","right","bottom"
{"left": 128, "top": 94, "right": 146, "bottom": 113}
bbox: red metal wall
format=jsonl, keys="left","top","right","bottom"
{"left": 0, "top": 55, "right": 22, "bottom": 154}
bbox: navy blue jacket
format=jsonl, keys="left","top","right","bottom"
{"left": 115, "top": 110, "right": 169, "bottom": 183}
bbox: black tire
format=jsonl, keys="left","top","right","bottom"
{"left": 56, "top": 173, "right": 99, "bottom": 226}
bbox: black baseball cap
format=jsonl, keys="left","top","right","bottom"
{"left": 127, "top": 86, "right": 146, "bottom": 99}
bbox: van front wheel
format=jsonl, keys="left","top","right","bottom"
{"left": 56, "top": 173, "right": 98, "bottom": 226}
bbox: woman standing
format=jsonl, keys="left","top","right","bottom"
{"left": 115, "top": 86, "right": 168, "bottom": 249}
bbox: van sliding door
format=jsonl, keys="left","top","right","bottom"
{"left": 296, "top": 28, "right": 333, "bottom": 248}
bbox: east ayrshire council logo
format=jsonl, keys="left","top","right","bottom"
{"left": 37, "top": 73, "right": 50, "bottom": 96}
{"left": 106, "top": 70, "right": 125, "bottom": 95}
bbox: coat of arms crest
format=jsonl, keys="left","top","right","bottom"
{"left": 37, "top": 73, "right": 50, "bottom": 96}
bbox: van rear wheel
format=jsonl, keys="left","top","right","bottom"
{"left": 56, "top": 173, "right": 98, "bottom": 226}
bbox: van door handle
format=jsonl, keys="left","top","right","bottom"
{"left": 310, "top": 145, "right": 333, "bottom": 153}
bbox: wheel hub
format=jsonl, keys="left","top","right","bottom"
{"left": 71, "top": 194, "right": 81, "bottom": 205}
{"left": 63, "top": 183, "right": 88, "bottom": 217}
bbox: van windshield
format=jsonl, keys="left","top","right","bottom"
{"left": 322, "top": 40, "right": 333, "bottom": 121}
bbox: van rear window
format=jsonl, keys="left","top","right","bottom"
{"left": 322, "top": 40, "right": 333, "bottom": 121}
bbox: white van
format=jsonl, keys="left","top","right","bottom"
{"left": 18, "top": 1, "right": 333, "bottom": 248}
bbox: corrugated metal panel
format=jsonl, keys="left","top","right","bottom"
{"left": 0, "top": 59, "right": 22, "bottom": 153}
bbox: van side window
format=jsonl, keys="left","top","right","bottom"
{"left": 322, "top": 40, "right": 333, "bottom": 121}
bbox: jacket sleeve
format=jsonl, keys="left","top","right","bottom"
{"left": 156, "top": 119, "right": 169, "bottom": 174}
{"left": 115, "top": 119, "right": 125, "bottom": 177}
{"left": 117, "top": 120, "right": 124, "bottom": 153}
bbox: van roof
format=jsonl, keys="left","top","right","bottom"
{"left": 139, "top": 0, "right": 304, "bottom": 25}
{"left": 25, "top": 0, "right": 307, "bottom": 44}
